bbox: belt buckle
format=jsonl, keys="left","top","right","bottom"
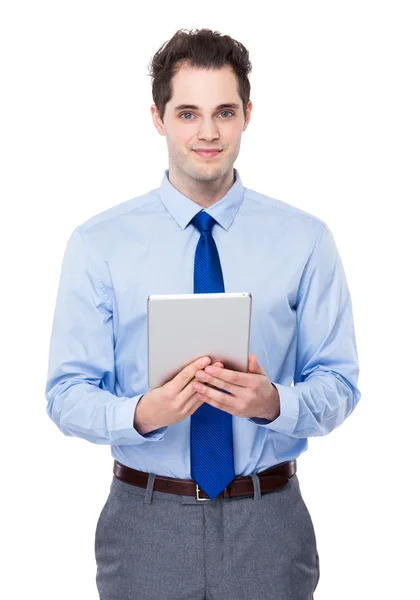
{"left": 196, "top": 484, "right": 211, "bottom": 501}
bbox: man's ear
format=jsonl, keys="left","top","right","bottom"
{"left": 151, "top": 104, "right": 165, "bottom": 136}
{"left": 243, "top": 100, "right": 253, "bottom": 132}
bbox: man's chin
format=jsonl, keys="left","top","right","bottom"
{"left": 189, "top": 162, "right": 228, "bottom": 182}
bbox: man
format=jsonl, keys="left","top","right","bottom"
{"left": 45, "top": 28, "right": 361, "bottom": 600}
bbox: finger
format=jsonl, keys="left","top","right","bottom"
{"left": 173, "top": 356, "right": 211, "bottom": 392}
{"left": 193, "top": 378, "right": 237, "bottom": 403}
{"left": 181, "top": 379, "right": 208, "bottom": 404}
{"left": 193, "top": 371, "right": 236, "bottom": 396}
{"left": 248, "top": 354, "right": 266, "bottom": 375}
{"left": 196, "top": 385, "right": 236, "bottom": 411}
{"left": 202, "top": 364, "right": 250, "bottom": 387}
{"left": 189, "top": 390, "right": 207, "bottom": 410}
{"left": 195, "top": 360, "right": 224, "bottom": 378}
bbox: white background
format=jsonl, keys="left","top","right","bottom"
{"left": 1, "top": 1, "right": 419, "bottom": 598}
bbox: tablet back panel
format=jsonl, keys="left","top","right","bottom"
{"left": 147, "top": 292, "right": 252, "bottom": 389}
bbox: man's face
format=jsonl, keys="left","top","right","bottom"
{"left": 151, "top": 64, "right": 252, "bottom": 184}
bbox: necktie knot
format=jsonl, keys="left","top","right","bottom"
{"left": 190, "top": 211, "right": 217, "bottom": 233}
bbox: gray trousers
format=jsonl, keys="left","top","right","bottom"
{"left": 95, "top": 471, "right": 320, "bottom": 599}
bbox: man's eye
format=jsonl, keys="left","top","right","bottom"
{"left": 180, "top": 112, "right": 194, "bottom": 119}
{"left": 220, "top": 110, "right": 234, "bottom": 118}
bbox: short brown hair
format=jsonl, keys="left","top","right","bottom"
{"left": 147, "top": 28, "right": 252, "bottom": 123}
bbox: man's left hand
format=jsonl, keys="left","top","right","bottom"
{"left": 193, "top": 354, "right": 280, "bottom": 420}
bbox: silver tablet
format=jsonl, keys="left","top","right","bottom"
{"left": 147, "top": 292, "right": 252, "bottom": 389}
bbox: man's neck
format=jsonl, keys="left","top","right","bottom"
{"left": 168, "top": 167, "right": 234, "bottom": 208}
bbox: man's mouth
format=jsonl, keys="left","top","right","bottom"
{"left": 193, "top": 150, "right": 222, "bottom": 159}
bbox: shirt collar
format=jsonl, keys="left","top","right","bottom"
{"left": 158, "top": 167, "right": 245, "bottom": 231}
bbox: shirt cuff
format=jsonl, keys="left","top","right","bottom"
{"left": 247, "top": 381, "right": 299, "bottom": 434}
{"left": 113, "top": 393, "right": 167, "bottom": 443}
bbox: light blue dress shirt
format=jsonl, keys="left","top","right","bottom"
{"left": 45, "top": 168, "right": 361, "bottom": 478}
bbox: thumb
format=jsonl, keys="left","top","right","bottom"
{"left": 248, "top": 354, "right": 266, "bottom": 376}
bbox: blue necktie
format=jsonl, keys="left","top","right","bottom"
{"left": 189, "top": 210, "right": 235, "bottom": 500}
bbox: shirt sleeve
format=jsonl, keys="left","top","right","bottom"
{"left": 45, "top": 227, "right": 167, "bottom": 445}
{"left": 248, "top": 223, "right": 361, "bottom": 437}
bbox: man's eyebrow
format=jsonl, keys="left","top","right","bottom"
{"left": 174, "top": 103, "right": 241, "bottom": 111}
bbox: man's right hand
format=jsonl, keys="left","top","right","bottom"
{"left": 134, "top": 356, "right": 224, "bottom": 435}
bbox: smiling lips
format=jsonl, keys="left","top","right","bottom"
{"left": 193, "top": 150, "right": 222, "bottom": 158}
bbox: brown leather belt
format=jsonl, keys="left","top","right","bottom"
{"left": 113, "top": 459, "right": 297, "bottom": 501}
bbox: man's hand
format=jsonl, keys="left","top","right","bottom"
{"left": 192, "top": 354, "right": 280, "bottom": 420}
{"left": 134, "top": 357, "right": 225, "bottom": 435}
